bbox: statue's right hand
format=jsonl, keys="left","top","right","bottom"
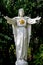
{"left": 4, "top": 16, "right": 8, "bottom": 20}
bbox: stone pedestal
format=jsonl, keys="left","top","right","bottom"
{"left": 15, "top": 60, "right": 28, "bottom": 65}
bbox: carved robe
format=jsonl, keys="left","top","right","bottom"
{"left": 11, "top": 17, "right": 37, "bottom": 60}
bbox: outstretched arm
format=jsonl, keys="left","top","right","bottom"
{"left": 4, "top": 16, "right": 16, "bottom": 25}
{"left": 28, "top": 16, "right": 41, "bottom": 24}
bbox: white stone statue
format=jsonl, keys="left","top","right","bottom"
{"left": 4, "top": 8, "right": 41, "bottom": 65}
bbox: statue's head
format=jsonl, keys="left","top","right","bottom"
{"left": 18, "top": 8, "right": 24, "bottom": 17}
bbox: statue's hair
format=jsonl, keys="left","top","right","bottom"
{"left": 18, "top": 8, "right": 24, "bottom": 16}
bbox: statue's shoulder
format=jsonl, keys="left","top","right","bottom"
{"left": 12, "top": 16, "right": 19, "bottom": 19}
{"left": 15, "top": 16, "right": 21, "bottom": 19}
{"left": 24, "top": 16, "right": 30, "bottom": 19}
{"left": 14, "top": 16, "right": 30, "bottom": 18}
{"left": 15, "top": 16, "right": 25, "bottom": 20}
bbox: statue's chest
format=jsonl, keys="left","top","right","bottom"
{"left": 16, "top": 18, "right": 28, "bottom": 35}
{"left": 17, "top": 18, "right": 27, "bottom": 27}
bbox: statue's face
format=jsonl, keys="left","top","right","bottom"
{"left": 18, "top": 8, "right": 24, "bottom": 17}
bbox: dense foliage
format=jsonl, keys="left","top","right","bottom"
{"left": 0, "top": 0, "right": 43, "bottom": 65}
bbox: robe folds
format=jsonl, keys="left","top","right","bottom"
{"left": 12, "top": 17, "right": 36, "bottom": 60}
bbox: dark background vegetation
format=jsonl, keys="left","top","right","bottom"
{"left": 0, "top": 0, "right": 43, "bottom": 65}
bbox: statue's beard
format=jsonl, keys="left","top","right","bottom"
{"left": 18, "top": 12, "right": 24, "bottom": 17}
{"left": 18, "top": 14, "right": 24, "bottom": 17}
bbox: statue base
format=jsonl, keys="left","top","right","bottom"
{"left": 15, "top": 60, "right": 28, "bottom": 65}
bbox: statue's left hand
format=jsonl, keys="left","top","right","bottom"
{"left": 35, "top": 16, "right": 41, "bottom": 23}
{"left": 36, "top": 16, "right": 41, "bottom": 21}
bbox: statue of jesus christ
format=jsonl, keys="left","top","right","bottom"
{"left": 4, "top": 8, "right": 41, "bottom": 65}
